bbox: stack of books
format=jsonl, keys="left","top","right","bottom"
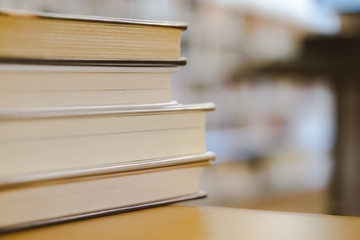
{"left": 0, "top": 9, "right": 215, "bottom": 232}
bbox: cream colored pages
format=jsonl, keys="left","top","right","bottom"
{"left": 0, "top": 165, "right": 205, "bottom": 228}
{"left": 0, "top": 67, "right": 177, "bottom": 108}
{"left": 0, "top": 111, "right": 207, "bottom": 177}
{"left": 0, "top": 10, "right": 183, "bottom": 60}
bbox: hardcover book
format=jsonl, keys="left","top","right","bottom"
{"left": 0, "top": 9, "right": 186, "bottom": 62}
{"left": 0, "top": 65, "right": 180, "bottom": 109}
{"left": 0, "top": 103, "right": 214, "bottom": 178}
{"left": 0, "top": 153, "right": 215, "bottom": 233}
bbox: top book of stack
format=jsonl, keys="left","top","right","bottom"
{"left": 0, "top": 9, "right": 186, "bottom": 65}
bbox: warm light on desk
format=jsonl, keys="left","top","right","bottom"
{"left": 2, "top": 205, "right": 360, "bottom": 240}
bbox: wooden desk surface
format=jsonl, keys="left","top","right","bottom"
{"left": 2, "top": 205, "right": 360, "bottom": 240}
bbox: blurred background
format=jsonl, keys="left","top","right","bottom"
{"left": 2, "top": 0, "right": 359, "bottom": 216}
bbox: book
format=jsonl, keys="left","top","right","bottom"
{"left": 0, "top": 103, "right": 214, "bottom": 178}
{"left": 0, "top": 9, "right": 186, "bottom": 62}
{"left": 0, "top": 152, "right": 215, "bottom": 232}
{"left": 0, "top": 65, "right": 180, "bottom": 109}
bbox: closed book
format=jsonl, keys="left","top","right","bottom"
{"left": 0, "top": 153, "right": 215, "bottom": 233}
{"left": 0, "top": 65, "right": 181, "bottom": 109}
{"left": 0, "top": 9, "right": 186, "bottom": 62}
{"left": 0, "top": 103, "right": 214, "bottom": 178}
